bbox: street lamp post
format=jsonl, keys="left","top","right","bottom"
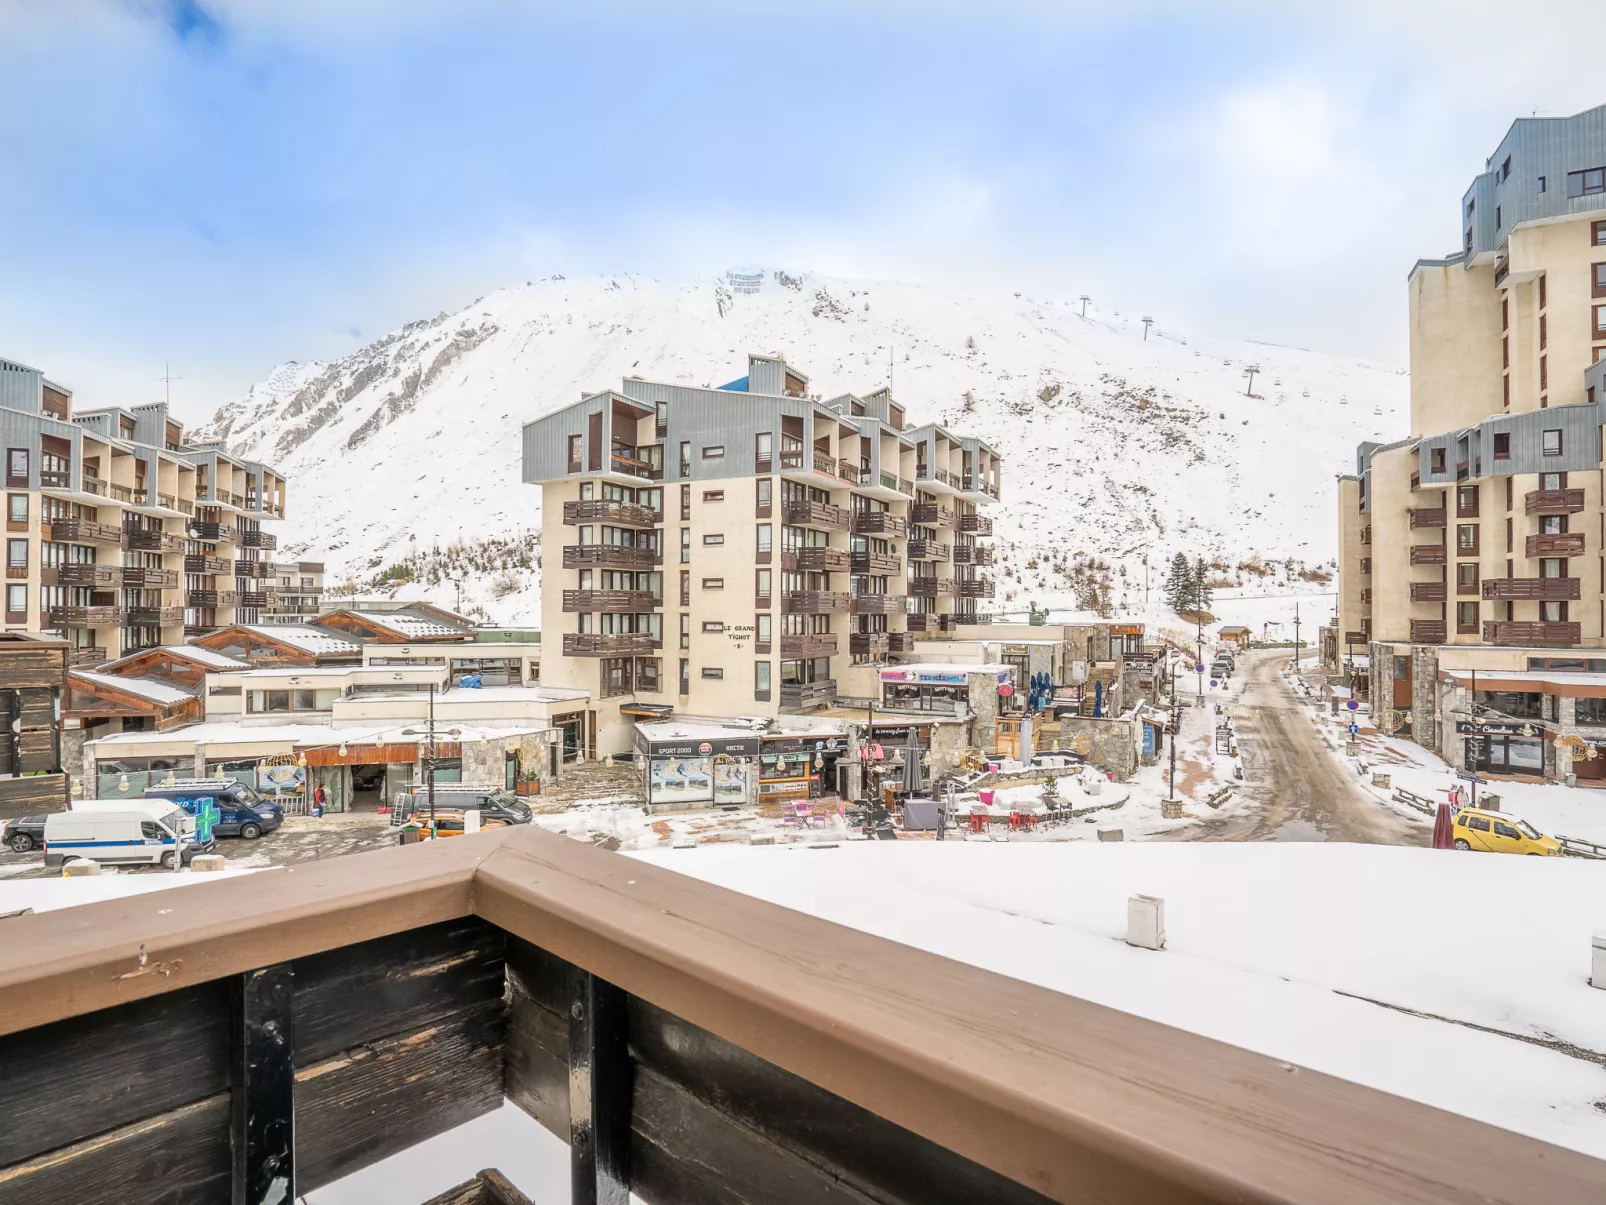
{"left": 1167, "top": 658, "right": 1180, "bottom": 802}
{"left": 401, "top": 684, "right": 464, "bottom": 837}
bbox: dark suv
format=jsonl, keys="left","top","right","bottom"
{"left": 1, "top": 815, "right": 46, "bottom": 853}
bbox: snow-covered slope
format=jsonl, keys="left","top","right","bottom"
{"left": 202, "top": 272, "right": 1407, "bottom": 623}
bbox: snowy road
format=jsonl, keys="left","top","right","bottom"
{"left": 1177, "top": 650, "right": 1426, "bottom": 845}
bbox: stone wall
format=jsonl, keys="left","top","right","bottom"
{"left": 1411, "top": 645, "right": 1439, "bottom": 753}
{"left": 1049, "top": 716, "right": 1138, "bottom": 779}
{"left": 62, "top": 726, "right": 87, "bottom": 799}
{"left": 458, "top": 729, "right": 563, "bottom": 792}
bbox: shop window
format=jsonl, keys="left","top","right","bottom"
{"left": 1576, "top": 696, "right": 1606, "bottom": 726}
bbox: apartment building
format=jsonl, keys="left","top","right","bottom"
{"left": 264, "top": 560, "right": 326, "bottom": 624}
{"left": 0, "top": 355, "right": 287, "bottom": 668}
{"left": 1338, "top": 104, "right": 1606, "bottom": 772}
{"left": 523, "top": 354, "right": 1001, "bottom": 756}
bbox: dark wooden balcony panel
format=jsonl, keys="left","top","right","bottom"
{"left": 1407, "top": 508, "right": 1446, "bottom": 529}
{"left": 851, "top": 552, "right": 902, "bottom": 575}
{"left": 55, "top": 563, "right": 120, "bottom": 588}
{"left": 951, "top": 545, "right": 995, "bottom": 566}
{"left": 124, "top": 606, "right": 185, "bottom": 626}
{"left": 953, "top": 612, "right": 994, "bottom": 625}
{"left": 561, "top": 590, "right": 662, "bottom": 613}
{"left": 779, "top": 678, "right": 836, "bottom": 707}
{"left": 795, "top": 547, "right": 851, "bottom": 572}
{"left": 782, "top": 500, "right": 850, "bottom": 531}
{"left": 121, "top": 566, "right": 180, "bottom": 589}
{"left": 562, "top": 499, "right": 660, "bottom": 528}
{"left": 782, "top": 591, "right": 853, "bottom": 614}
{"left": 1408, "top": 620, "right": 1446, "bottom": 643}
{"left": 1483, "top": 620, "right": 1581, "bottom": 647}
{"left": 851, "top": 512, "right": 907, "bottom": 537}
{"left": 851, "top": 593, "right": 907, "bottom": 615}
{"left": 886, "top": 632, "right": 916, "bottom": 652}
{"left": 48, "top": 606, "right": 122, "bottom": 627}
{"left": 239, "top": 530, "right": 278, "bottom": 550}
{"left": 125, "top": 528, "right": 179, "bottom": 553}
{"left": 1525, "top": 533, "right": 1586, "bottom": 557}
{"left": 779, "top": 633, "right": 839, "bottom": 659}
{"left": 236, "top": 591, "right": 274, "bottom": 609}
{"left": 1409, "top": 582, "right": 1447, "bottom": 603}
{"left": 1408, "top": 545, "right": 1446, "bottom": 565}
{"left": 905, "top": 611, "right": 956, "bottom": 631}
{"left": 1524, "top": 489, "right": 1586, "bottom": 516}
{"left": 850, "top": 633, "right": 891, "bottom": 657}
{"left": 561, "top": 545, "right": 662, "bottom": 569}
{"left": 909, "top": 578, "right": 956, "bottom": 597}
{"left": 66, "top": 646, "right": 107, "bottom": 669}
{"left": 1481, "top": 577, "right": 1582, "bottom": 601}
{"left": 186, "top": 553, "right": 232, "bottom": 574}
{"left": 911, "top": 503, "right": 955, "bottom": 527}
{"left": 958, "top": 513, "right": 993, "bottom": 535}
{"left": 562, "top": 632, "right": 662, "bottom": 656}
{"left": 907, "top": 540, "right": 951, "bottom": 562}
{"left": 48, "top": 519, "right": 124, "bottom": 547}
{"left": 955, "top": 578, "right": 996, "bottom": 598}
{"left": 235, "top": 560, "right": 271, "bottom": 578}
{"left": 187, "top": 520, "right": 230, "bottom": 541}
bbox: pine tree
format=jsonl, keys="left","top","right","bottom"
{"left": 1193, "top": 557, "right": 1214, "bottom": 612}
{"left": 1164, "top": 553, "right": 1194, "bottom": 613}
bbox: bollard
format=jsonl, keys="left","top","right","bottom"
{"left": 62, "top": 858, "right": 100, "bottom": 877}
{"left": 191, "top": 854, "right": 227, "bottom": 873}
{"left": 1126, "top": 895, "right": 1166, "bottom": 950}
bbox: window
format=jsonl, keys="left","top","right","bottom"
{"left": 1430, "top": 447, "right": 1446, "bottom": 474}
{"left": 5, "top": 449, "right": 27, "bottom": 487}
{"left": 5, "top": 584, "right": 24, "bottom": 615}
{"left": 756, "top": 568, "right": 771, "bottom": 601}
{"left": 680, "top": 484, "right": 691, "bottom": 520}
{"left": 1457, "top": 563, "right": 1478, "bottom": 589}
{"left": 1457, "top": 524, "right": 1478, "bottom": 552}
{"left": 701, "top": 445, "right": 725, "bottom": 459}
{"left": 1541, "top": 601, "right": 1568, "bottom": 622}
{"left": 701, "top": 667, "right": 724, "bottom": 679}
{"left": 1456, "top": 485, "right": 1478, "bottom": 516}
{"left": 702, "top": 621, "right": 724, "bottom": 633}
{"left": 755, "top": 661, "right": 771, "bottom": 699}
{"left": 655, "top": 400, "right": 668, "bottom": 437}
{"left": 141, "top": 821, "right": 164, "bottom": 841}
{"left": 1540, "top": 356, "right": 1547, "bottom": 390}
{"left": 1540, "top": 313, "right": 1548, "bottom": 349}
{"left": 702, "top": 534, "right": 724, "bottom": 546}
{"left": 7, "top": 495, "right": 24, "bottom": 524}
{"left": 702, "top": 490, "right": 724, "bottom": 502}
{"left": 1540, "top": 558, "right": 1565, "bottom": 578}
{"left": 1542, "top": 429, "right": 1562, "bottom": 456}
{"left": 567, "top": 435, "right": 582, "bottom": 473}
{"left": 756, "top": 478, "right": 771, "bottom": 513}
{"left": 1567, "top": 167, "right": 1606, "bottom": 198}
{"left": 1538, "top": 175, "right": 1546, "bottom": 193}
{"left": 702, "top": 577, "right": 724, "bottom": 589}
{"left": 1594, "top": 304, "right": 1606, "bottom": 337}
{"left": 1501, "top": 299, "right": 1508, "bottom": 331}
{"left": 755, "top": 432, "right": 773, "bottom": 469}
{"left": 1541, "top": 471, "right": 1564, "bottom": 490}
{"left": 1502, "top": 376, "right": 1510, "bottom": 407}
{"left": 1596, "top": 220, "right": 1606, "bottom": 247}
{"left": 1539, "top": 274, "right": 1546, "bottom": 309}
{"left": 680, "top": 570, "right": 690, "bottom": 606}
{"left": 756, "top": 524, "right": 772, "bottom": 555}
{"left": 1501, "top": 336, "right": 1508, "bottom": 369}
{"left": 1501, "top": 155, "right": 1511, "bottom": 181}
{"left": 680, "top": 527, "right": 690, "bottom": 563}
{"left": 679, "top": 441, "right": 690, "bottom": 477}
{"left": 1540, "top": 514, "right": 1567, "bottom": 535}
{"left": 1495, "top": 204, "right": 1501, "bottom": 230}
{"left": 757, "top": 613, "right": 772, "bottom": 650}
{"left": 1577, "top": 696, "right": 1606, "bottom": 726}
{"left": 1457, "top": 602, "right": 1478, "bottom": 633}
{"left": 1594, "top": 263, "right": 1606, "bottom": 298}
{"left": 679, "top": 658, "right": 689, "bottom": 695}
{"left": 6, "top": 539, "right": 26, "bottom": 569}
{"left": 679, "top": 613, "right": 690, "bottom": 650}
{"left": 1493, "top": 432, "right": 1511, "bottom": 459}
{"left": 1467, "top": 815, "right": 1491, "bottom": 833}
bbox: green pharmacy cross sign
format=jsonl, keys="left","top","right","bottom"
{"left": 191, "top": 799, "right": 219, "bottom": 843}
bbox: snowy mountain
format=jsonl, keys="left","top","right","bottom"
{"left": 201, "top": 272, "right": 1407, "bottom": 625}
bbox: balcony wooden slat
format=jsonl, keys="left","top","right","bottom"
{"left": 1524, "top": 489, "right": 1585, "bottom": 516}
{"left": 1408, "top": 545, "right": 1446, "bottom": 565}
{"left": 1408, "top": 582, "right": 1446, "bottom": 602}
{"left": 1480, "top": 578, "right": 1581, "bottom": 601}
{"left": 1525, "top": 533, "right": 1586, "bottom": 557}
{"left": 1483, "top": 621, "right": 1581, "bottom": 647}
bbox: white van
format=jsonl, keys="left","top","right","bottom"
{"left": 44, "top": 801, "right": 212, "bottom": 870}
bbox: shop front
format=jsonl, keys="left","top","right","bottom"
{"left": 759, "top": 733, "right": 848, "bottom": 803}
{"left": 1457, "top": 721, "right": 1549, "bottom": 779}
{"left": 878, "top": 666, "right": 1012, "bottom": 714}
{"left": 634, "top": 726, "right": 759, "bottom": 810}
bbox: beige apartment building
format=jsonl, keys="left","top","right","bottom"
{"left": 1339, "top": 104, "right": 1606, "bottom": 778}
{"left": 523, "top": 354, "right": 1000, "bottom": 756}
{"left": 263, "top": 560, "right": 326, "bottom": 624}
{"left": 0, "top": 355, "right": 287, "bottom": 669}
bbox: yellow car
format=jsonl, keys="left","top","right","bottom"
{"left": 1451, "top": 808, "right": 1561, "bottom": 855}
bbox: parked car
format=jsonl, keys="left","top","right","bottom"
{"left": 1451, "top": 807, "right": 1560, "bottom": 855}
{"left": 1210, "top": 661, "right": 1233, "bottom": 679}
{"left": 45, "top": 802, "right": 214, "bottom": 869}
{"left": 144, "top": 778, "right": 284, "bottom": 839}
{"left": 0, "top": 815, "right": 47, "bottom": 853}
{"left": 403, "top": 787, "right": 532, "bottom": 826}
{"left": 400, "top": 808, "right": 519, "bottom": 838}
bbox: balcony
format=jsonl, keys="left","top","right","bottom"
{"left": 1481, "top": 577, "right": 1581, "bottom": 601}
{"left": 183, "top": 623, "right": 219, "bottom": 638}
{"left": 851, "top": 511, "right": 907, "bottom": 537}
{"left": 1408, "top": 508, "right": 1446, "bottom": 529}
{"left": 1409, "top": 582, "right": 1447, "bottom": 603}
{"left": 609, "top": 444, "right": 664, "bottom": 481}
{"left": 955, "top": 578, "right": 995, "bottom": 598}
{"left": 958, "top": 513, "right": 993, "bottom": 536}
{"left": 1483, "top": 621, "right": 1581, "bottom": 647}
{"left": 782, "top": 500, "right": 850, "bottom": 531}
{"left": 1525, "top": 489, "right": 1586, "bottom": 515}
{"left": 126, "top": 529, "right": 180, "bottom": 553}
{"left": 236, "top": 591, "right": 274, "bottom": 608}
{"left": 911, "top": 503, "right": 955, "bottom": 527}
{"left": 850, "top": 632, "right": 890, "bottom": 658}
{"left": 562, "top": 632, "right": 660, "bottom": 656}
{"left": 952, "top": 545, "right": 995, "bottom": 566}
{"left": 795, "top": 547, "right": 851, "bottom": 572}
{"left": 187, "top": 590, "right": 239, "bottom": 608}
{"left": 850, "top": 551, "right": 901, "bottom": 575}
{"left": 909, "top": 578, "right": 956, "bottom": 597}
{"left": 235, "top": 560, "right": 271, "bottom": 578}
{"left": 47, "top": 606, "right": 122, "bottom": 627}
{"left": 1409, "top": 620, "right": 1446, "bottom": 643}
{"left": 780, "top": 678, "right": 836, "bottom": 707}
{"left": 907, "top": 539, "right": 951, "bottom": 562}
{"left": 562, "top": 590, "right": 662, "bottom": 613}
{"left": 962, "top": 475, "right": 1000, "bottom": 500}
{"left": 783, "top": 591, "right": 852, "bottom": 614}
{"left": 79, "top": 474, "right": 107, "bottom": 498}
{"left": 836, "top": 462, "right": 862, "bottom": 485}
{"left": 121, "top": 566, "right": 180, "bottom": 589}
{"left": 186, "top": 553, "right": 232, "bottom": 574}
{"left": 66, "top": 646, "right": 106, "bottom": 669}
{"left": 954, "top": 611, "right": 994, "bottom": 625}
{"left": 124, "top": 606, "right": 185, "bottom": 626}
{"left": 55, "top": 564, "right": 120, "bottom": 588}
{"left": 48, "top": 519, "right": 123, "bottom": 547}
{"left": 851, "top": 593, "right": 906, "bottom": 614}
{"left": 1408, "top": 545, "right": 1446, "bottom": 565}
{"left": 188, "top": 520, "right": 229, "bottom": 541}
{"left": 562, "top": 544, "right": 662, "bottom": 569}
{"left": 240, "top": 530, "right": 278, "bottom": 550}
{"left": 905, "top": 612, "right": 956, "bottom": 633}
{"left": 562, "top": 499, "right": 660, "bottom": 528}
{"left": 1525, "top": 533, "right": 1586, "bottom": 557}
{"left": 779, "top": 633, "right": 839, "bottom": 658}
{"left": 886, "top": 632, "right": 916, "bottom": 652}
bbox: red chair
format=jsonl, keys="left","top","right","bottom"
{"left": 968, "top": 811, "right": 988, "bottom": 833}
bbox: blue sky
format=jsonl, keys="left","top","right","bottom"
{"left": 1, "top": 0, "right": 1600, "bottom": 419}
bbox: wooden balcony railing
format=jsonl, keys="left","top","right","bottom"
{"left": 1408, "top": 508, "right": 1446, "bottom": 529}
{"left": 1484, "top": 620, "right": 1581, "bottom": 647}
{"left": 1524, "top": 489, "right": 1586, "bottom": 515}
{"left": 782, "top": 591, "right": 852, "bottom": 614}
{"left": 954, "top": 611, "right": 994, "bottom": 624}
{"left": 55, "top": 563, "right": 120, "bottom": 588}
{"left": 47, "top": 605, "right": 122, "bottom": 627}
{"left": 48, "top": 519, "right": 124, "bottom": 547}
{"left": 886, "top": 631, "right": 916, "bottom": 652}
{"left": 562, "top": 499, "right": 660, "bottom": 528}
{"left": 1409, "top": 582, "right": 1447, "bottom": 602}
{"left": 186, "top": 553, "right": 232, "bottom": 574}
{"left": 562, "top": 632, "right": 661, "bottom": 656}
{"left": 562, "top": 545, "right": 662, "bottom": 569}
{"left": 851, "top": 550, "right": 902, "bottom": 576}
{"left": 1481, "top": 577, "right": 1581, "bottom": 601}
{"left": 126, "top": 529, "right": 181, "bottom": 553}
{"left": 782, "top": 500, "right": 850, "bottom": 531}
{"left": 1344, "top": 630, "right": 1370, "bottom": 646}
{"left": 124, "top": 606, "right": 185, "bottom": 626}
{"left": 778, "top": 633, "right": 840, "bottom": 661}
{"left": 836, "top": 461, "right": 861, "bottom": 484}
{"left": 779, "top": 678, "right": 836, "bottom": 706}
{"left": 852, "top": 593, "right": 907, "bottom": 614}
{"left": 561, "top": 590, "right": 662, "bottom": 613}
{"left": 813, "top": 452, "right": 838, "bottom": 476}
{"left": 955, "top": 578, "right": 996, "bottom": 598}
{"left": 911, "top": 503, "right": 955, "bottom": 527}
{"left": 187, "top": 590, "right": 239, "bottom": 608}
{"left": 850, "top": 632, "right": 890, "bottom": 657}
{"left": 240, "top": 529, "right": 278, "bottom": 550}
{"left": 795, "top": 547, "right": 852, "bottom": 572}
{"left": 851, "top": 511, "right": 907, "bottom": 537}
{"left": 958, "top": 513, "right": 993, "bottom": 535}
{"left": 235, "top": 591, "right": 274, "bottom": 609}
{"left": 1526, "top": 533, "right": 1586, "bottom": 557}
{"left": 909, "top": 578, "right": 956, "bottom": 597}
{"left": 952, "top": 545, "right": 995, "bottom": 566}
{"left": 188, "top": 520, "right": 230, "bottom": 541}
{"left": 907, "top": 539, "right": 951, "bottom": 561}
{"left": 234, "top": 560, "right": 270, "bottom": 578}
{"left": 906, "top": 611, "right": 957, "bottom": 632}
{"left": 1409, "top": 619, "right": 1446, "bottom": 643}
{"left": 1408, "top": 545, "right": 1446, "bottom": 565}
{"left": 121, "top": 566, "right": 180, "bottom": 589}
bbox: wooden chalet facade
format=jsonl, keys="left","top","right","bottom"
{"left": 63, "top": 673, "right": 202, "bottom": 733}
{"left": 0, "top": 632, "right": 70, "bottom": 819}
{"left": 191, "top": 625, "right": 362, "bottom": 667}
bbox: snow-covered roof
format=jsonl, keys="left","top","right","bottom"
{"left": 242, "top": 625, "right": 363, "bottom": 654}
{"left": 87, "top": 719, "right": 555, "bottom": 753}
{"left": 346, "top": 611, "right": 469, "bottom": 639}
{"left": 71, "top": 671, "right": 194, "bottom": 706}
{"left": 102, "top": 644, "right": 252, "bottom": 672}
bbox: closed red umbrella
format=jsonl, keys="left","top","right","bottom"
{"left": 1433, "top": 802, "right": 1455, "bottom": 849}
